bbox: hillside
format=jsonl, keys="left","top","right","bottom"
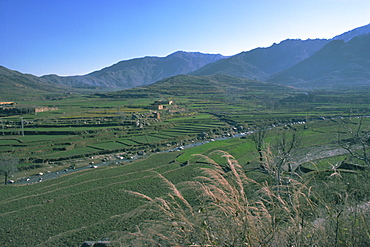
{"left": 191, "top": 39, "right": 329, "bottom": 80}
{"left": 0, "top": 66, "right": 73, "bottom": 101}
{"left": 269, "top": 33, "right": 370, "bottom": 89}
{"left": 39, "top": 74, "right": 109, "bottom": 89}
{"left": 42, "top": 51, "right": 225, "bottom": 89}
{"left": 103, "top": 74, "right": 295, "bottom": 101}
{"left": 1, "top": 68, "right": 370, "bottom": 246}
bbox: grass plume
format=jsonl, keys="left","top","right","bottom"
{"left": 115, "top": 149, "right": 370, "bottom": 246}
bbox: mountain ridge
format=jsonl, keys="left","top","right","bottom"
{"left": 42, "top": 51, "right": 226, "bottom": 89}
{"left": 333, "top": 22, "right": 370, "bottom": 42}
{"left": 190, "top": 38, "right": 329, "bottom": 81}
{"left": 190, "top": 23, "right": 370, "bottom": 89}
{"left": 268, "top": 33, "right": 370, "bottom": 89}
{"left": 3, "top": 23, "right": 370, "bottom": 91}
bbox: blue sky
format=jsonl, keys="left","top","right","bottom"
{"left": 1, "top": 0, "right": 370, "bottom": 76}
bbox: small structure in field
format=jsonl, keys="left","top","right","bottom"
{"left": 153, "top": 111, "right": 160, "bottom": 119}
{"left": 0, "top": 102, "right": 15, "bottom": 109}
{"left": 150, "top": 100, "right": 174, "bottom": 110}
{"left": 34, "top": 106, "right": 59, "bottom": 113}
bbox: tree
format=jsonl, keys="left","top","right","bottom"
{"left": 259, "top": 129, "right": 300, "bottom": 189}
{"left": 116, "top": 105, "right": 126, "bottom": 124}
{"left": 251, "top": 122, "right": 269, "bottom": 162}
{"left": 274, "top": 130, "right": 300, "bottom": 184}
{"left": 337, "top": 115, "right": 370, "bottom": 167}
{"left": 0, "top": 154, "right": 18, "bottom": 185}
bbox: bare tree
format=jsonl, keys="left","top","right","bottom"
{"left": 337, "top": 115, "right": 370, "bottom": 167}
{"left": 251, "top": 122, "right": 268, "bottom": 162}
{"left": 275, "top": 130, "right": 300, "bottom": 183}
{"left": 116, "top": 107, "right": 126, "bottom": 124}
{"left": 260, "top": 129, "right": 300, "bottom": 187}
{"left": 0, "top": 155, "right": 18, "bottom": 185}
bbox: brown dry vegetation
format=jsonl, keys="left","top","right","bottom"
{"left": 112, "top": 149, "right": 370, "bottom": 246}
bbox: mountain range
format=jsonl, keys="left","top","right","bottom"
{"left": 42, "top": 51, "right": 225, "bottom": 89}
{"left": 269, "top": 33, "right": 370, "bottom": 89}
{"left": 190, "top": 38, "right": 329, "bottom": 81}
{"left": 1, "top": 22, "right": 370, "bottom": 93}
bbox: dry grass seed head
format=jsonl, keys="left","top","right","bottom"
{"left": 151, "top": 172, "right": 194, "bottom": 215}
{"left": 123, "top": 190, "right": 154, "bottom": 202}
{"left": 224, "top": 154, "right": 247, "bottom": 202}
{"left": 198, "top": 167, "right": 235, "bottom": 195}
{"left": 192, "top": 153, "right": 224, "bottom": 174}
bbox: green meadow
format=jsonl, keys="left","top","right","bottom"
{"left": 1, "top": 77, "right": 370, "bottom": 246}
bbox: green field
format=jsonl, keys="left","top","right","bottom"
{"left": 1, "top": 77, "right": 370, "bottom": 246}
{"left": 1, "top": 119, "right": 369, "bottom": 246}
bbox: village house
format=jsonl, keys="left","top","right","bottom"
{"left": 150, "top": 100, "right": 173, "bottom": 110}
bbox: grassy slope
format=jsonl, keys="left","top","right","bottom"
{"left": 1, "top": 73, "right": 370, "bottom": 245}
{"left": 0, "top": 152, "right": 187, "bottom": 246}
{"left": 0, "top": 119, "right": 366, "bottom": 246}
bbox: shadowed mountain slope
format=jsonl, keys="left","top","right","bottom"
{"left": 191, "top": 23, "right": 370, "bottom": 89}
{"left": 269, "top": 33, "right": 370, "bottom": 89}
{"left": 0, "top": 66, "right": 73, "bottom": 101}
{"left": 191, "top": 39, "right": 329, "bottom": 80}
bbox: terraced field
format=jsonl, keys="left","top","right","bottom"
{"left": 1, "top": 118, "right": 368, "bottom": 246}
{"left": 2, "top": 76, "right": 370, "bottom": 246}
{"left": 0, "top": 96, "right": 237, "bottom": 176}
{"left": 0, "top": 151, "right": 213, "bottom": 246}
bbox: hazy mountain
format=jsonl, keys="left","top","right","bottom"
{"left": 333, "top": 23, "right": 370, "bottom": 42}
{"left": 6, "top": 22, "right": 370, "bottom": 92}
{"left": 0, "top": 66, "right": 72, "bottom": 100}
{"left": 190, "top": 23, "right": 370, "bottom": 89}
{"left": 269, "top": 33, "right": 370, "bottom": 89}
{"left": 40, "top": 74, "right": 108, "bottom": 88}
{"left": 190, "top": 39, "right": 329, "bottom": 80}
{"left": 42, "top": 51, "right": 225, "bottom": 89}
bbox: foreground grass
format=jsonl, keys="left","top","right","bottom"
{"left": 114, "top": 151, "right": 370, "bottom": 246}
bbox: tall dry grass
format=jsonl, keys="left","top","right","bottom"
{"left": 113, "top": 149, "right": 370, "bottom": 246}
